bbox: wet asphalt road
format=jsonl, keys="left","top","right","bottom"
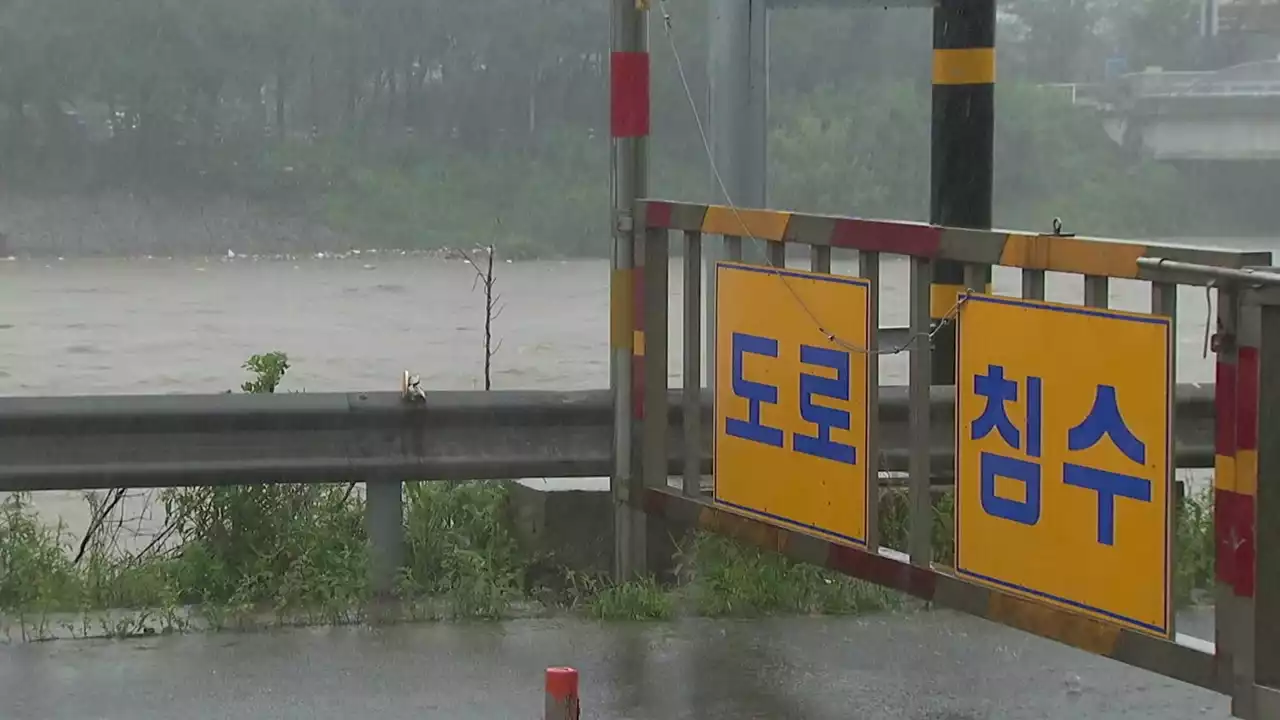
{"left": 1, "top": 610, "right": 1228, "bottom": 720}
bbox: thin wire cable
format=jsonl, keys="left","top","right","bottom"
{"left": 653, "top": 0, "right": 969, "bottom": 356}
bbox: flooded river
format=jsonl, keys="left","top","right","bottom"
{"left": 0, "top": 252, "right": 1241, "bottom": 536}
{"left": 0, "top": 252, "right": 1232, "bottom": 396}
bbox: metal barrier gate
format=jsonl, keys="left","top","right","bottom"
{"left": 624, "top": 198, "right": 1280, "bottom": 718}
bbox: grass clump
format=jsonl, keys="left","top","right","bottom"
{"left": 0, "top": 494, "right": 79, "bottom": 612}
{"left": 578, "top": 575, "right": 674, "bottom": 621}
{"left": 400, "top": 481, "right": 525, "bottom": 619}
{"left": 548, "top": 533, "right": 897, "bottom": 622}
{"left": 678, "top": 533, "right": 902, "bottom": 617}
{"left": 1174, "top": 484, "right": 1215, "bottom": 606}
{"left": 164, "top": 483, "right": 369, "bottom": 623}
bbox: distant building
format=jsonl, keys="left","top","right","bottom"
{"left": 1211, "top": 0, "right": 1280, "bottom": 35}
{"left": 1202, "top": 0, "right": 1280, "bottom": 69}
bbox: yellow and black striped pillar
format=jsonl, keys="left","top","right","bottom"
{"left": 930, "top": 0, "right": 995, "bottom": 385}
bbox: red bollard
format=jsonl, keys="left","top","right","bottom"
{"left": 544, "top": 667, "right": 580, "bottom": 720}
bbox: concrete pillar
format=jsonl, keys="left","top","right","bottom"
{"left": 705, "top": 0, "right": 769, "bottom": 391}
{"left": 366, "top": 478, "right": 404, "bottom": 598}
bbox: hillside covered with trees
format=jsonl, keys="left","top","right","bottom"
{"left": 0, "top": 0, "right": 1246, "bottom": 257}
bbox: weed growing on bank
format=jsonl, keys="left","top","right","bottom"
{"left": 676, "top": 533, "right": 902, "bottom": 618}
{"left": 1173, "top": 484, "right": 1216, "bottom": 605}
{"left": 0, "top": 353, "right": 1219, "bottom": 639}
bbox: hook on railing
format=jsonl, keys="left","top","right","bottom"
{"left": 401, "top": 370, "right": 427, "bottom": 404}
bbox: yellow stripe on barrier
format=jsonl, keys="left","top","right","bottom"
{"left": 701, "top": 206, "right": 792, "bottom": 242}
{"left": 932, "top": 48, "right": 996, "bottom": 86}
{"left": 999, "top": 234, "right": 1145, "bottom": 279}
{"left": 932, "top": 283, "right": 991, "bottom": 320}
{"left": 986, "top": 592, "right": 1122, "bottom": 656}
{"left": 1215, "top": 453, "right": 1237, "bottom": 493}
{"left": 633, "top": 330, "right": 646, "bottom": 357}
{"left": 1236, "top": 448, "right": 1258, "bottom": 497}
{"left": 610, "top": 269, "right": 633, "bottom": 351}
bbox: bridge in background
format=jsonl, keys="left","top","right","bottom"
{"left": 1052, "top": 61, "right": 1280, "bottom": 162}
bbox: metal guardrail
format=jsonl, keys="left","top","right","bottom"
{"left": 1052, "top": 69, "right": 1280, "bottom": 110}
{"left": 0, "top": 390, "right": 613, "bottom": 492}
{"left": 1120, "top": 67, "right": 1280, "bottom": 99}
{"left": 0, "top": 385, "right": 1219, "bottom": 494}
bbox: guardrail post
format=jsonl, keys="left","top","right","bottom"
{"left": 544, "top": 667, "right": 580, "bottom": 720}
{"left": 908, "top": 255, "right": 934, "bottom": 567}
{"left": 1214, "top": 283, "right": 1240, "bottom": 704}
{"left": 683, "top": 230, "right": 704, "bottom": 498}
{"left": 705, "top": 0, "right": 766, "bottom": 395}
{"left": 1217, "top": 283, "right": 1259, "bottom": 718}
{"left": 641, "top": 225, "right": 672, "bottom": 576}
{"left": 1252, "top": 288, "right": 1280, "bottom": 717}
{"left": 861, "top": 250, "right": 881, "bottom": 551}
{"left": 1152, "top": 281, "right": 1179, "bottom": 637}
{"left": 929, "top": 0, "right": 995, "bottom": 386}
{"left": 366, "top": 478, "right": 405, "bottom": 599}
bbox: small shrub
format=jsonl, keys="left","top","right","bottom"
{"left": 401, "top": 481, "right": 524, "bottom": 619}
{"left": 1174, "top": 485, "right": 1214, "bottom": 607}
{"left": 585, "top": 576, "right": 673, "bottom": 621}
{"left": 0, "top": 493, "right": 78, "bottom": 612}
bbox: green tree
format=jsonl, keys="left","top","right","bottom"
{"left": 1001, "top": 0, "right": 1101, "bottom": 82}
{"left": 1119, "top": 0, "right": 1204, "bottom": 70}
{"left": 0, "top": 0, "right": 1238, "bottom": 253}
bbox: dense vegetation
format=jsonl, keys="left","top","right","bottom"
{"left": 0, "top": 352, "right": 1216, "bottom": 640}
{"left": 0, "top": 0, "right": 1250, "bottom": 258}
{"left": 1, "top": 353, "right": 902, "bottom": 639}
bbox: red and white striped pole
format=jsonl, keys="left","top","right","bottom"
{"left": 609, "top": 0, "right": 651, "bottom": 580}
{"left": 544, "top": 667, "right": 580, "bottom": 720}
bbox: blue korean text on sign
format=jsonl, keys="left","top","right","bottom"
{"left": 955, "top": 293, "right": 1173, "bottom": 638}
{"left": 714, "top": 262, "right": 871, "bottom": 546}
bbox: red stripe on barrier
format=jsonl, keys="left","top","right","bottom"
{"left": 644, "top": 201, "right": 673, "bottom": 230}
{"left": 610, "top": 52, "right": 650, "bottom": 138}
{"left": 1237, "top": 345, "right": 1259, "bottom": 452}
{"left": 1214, "top": 358, "right": 1237, "bottom": 457}
{"left": 1214, "top": 489, "right": 1234, "bottom": 586}
{"left": 830, "top": 218, "right": 942, "bottom": 257}
{"left": 642, "top": 486, "right": 669, "bottom": 516}
{"left": 1215, "top": 488, "right": 1256, "bottom": 597}
{"left": 826, "top": 545, "right": 939, "bottom": 600}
